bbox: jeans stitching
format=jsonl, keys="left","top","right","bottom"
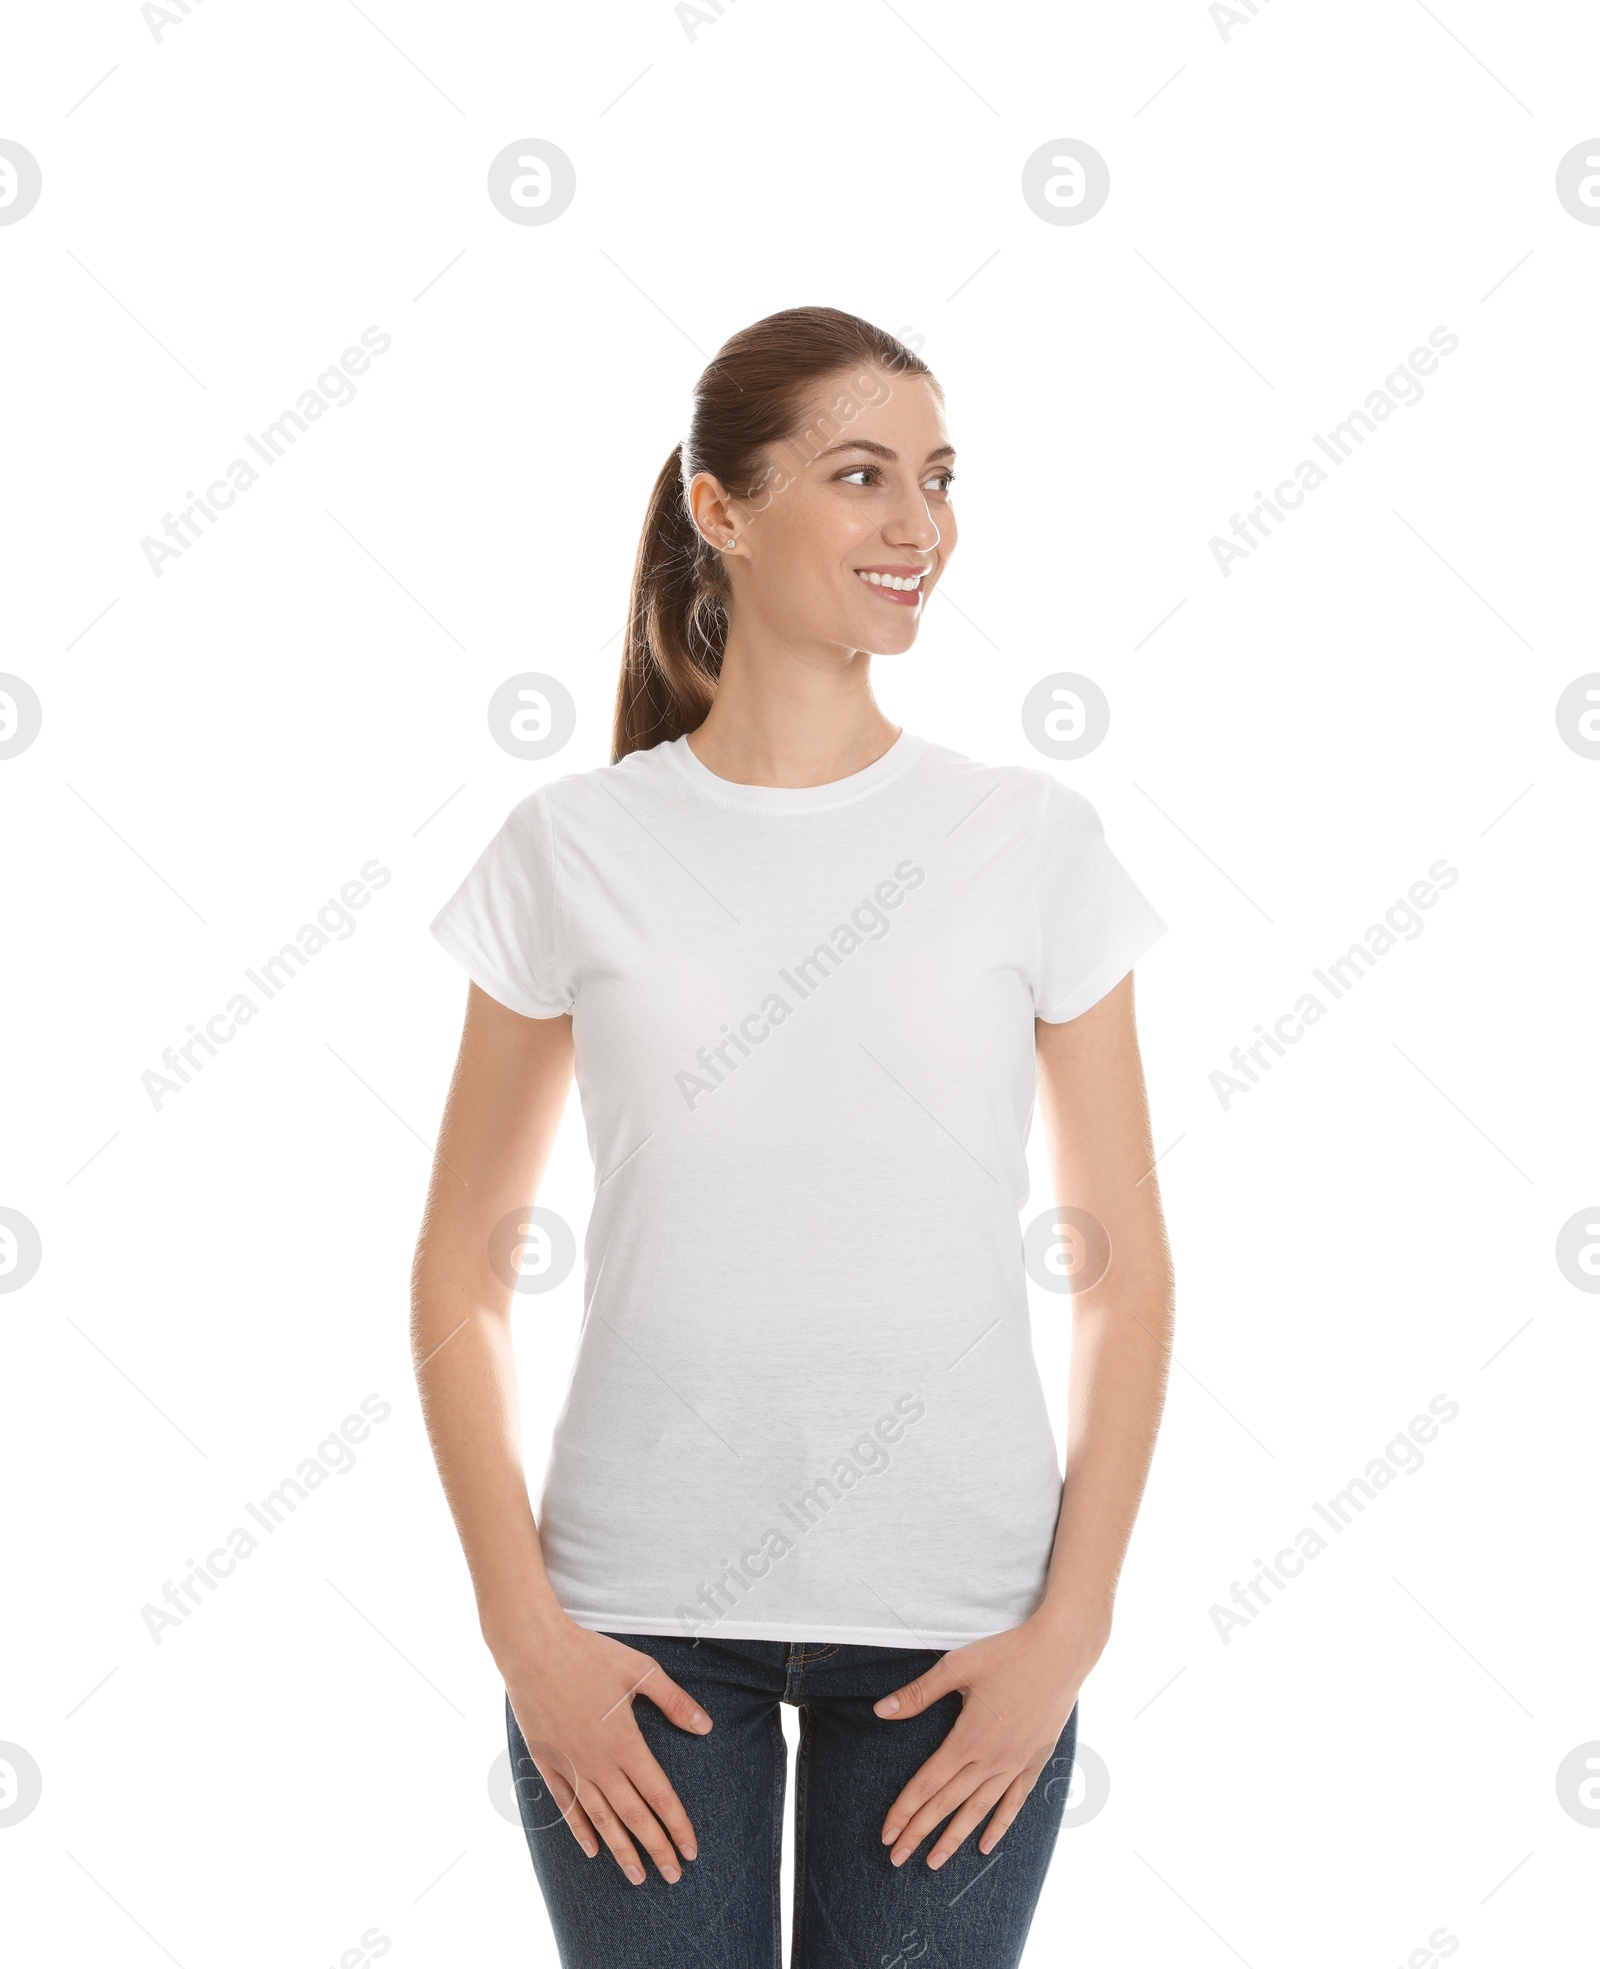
{"left": 791, "top": 1701, "right": 812, "bottom": 1968}
{"left": 765, "top": 1699, "right": 785, "bottom": 1969}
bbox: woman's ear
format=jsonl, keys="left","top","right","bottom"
{"left": 685, "top": 470, "right": 729, "bottom": 544}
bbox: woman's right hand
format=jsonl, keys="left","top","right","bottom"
{"left": 500, "top": 1617, "right": 713, "bottom": 1884}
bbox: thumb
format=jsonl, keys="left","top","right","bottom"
{"left": 637, "top": 1666, "right": 713, "bottom": 1735}
{"left": 873, "top": 1657, "right": 958, "bottom": 1720}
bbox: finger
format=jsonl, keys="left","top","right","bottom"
{"left": 578, "top": 1780, "right": 649, "bottom": 1886}
{"left": 927, "top": 1771, "right": 1012, "bottom": 1869}
{"left": 881, "top": 1732, "right": 980, "bottom": 1845}
{"left": 978, "top": 1765, "right": 1042, "bottom": 1855}
{"left": 886, "top": 1761, "right": 984, "bottom": 1866}
{"left": 563, "top": 1798, "right": 601, "bottom": 1858}
{"left": 532, "top": 1755, "right": 600, "bottom": 1858}
{"left": 873, "top": 1657, "right": 959, "bottom": 1721}
{"left": 633, "top": 1663, "right": 714, "bottom": 1737}
{"left": 624, "top": 1747, "right": 700, "bottom": 1862}
{"left": 604, "top": 1769, "right": 686, "bottom": 1884}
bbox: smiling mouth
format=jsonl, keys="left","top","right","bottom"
{"left": 855, "top": 568, "right": 928, "bottom": 607}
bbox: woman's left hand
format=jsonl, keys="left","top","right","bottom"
{"left": 872, "top": 1610, "right": 1105, "bottom": 1868}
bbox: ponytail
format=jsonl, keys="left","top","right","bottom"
{"left": 612, "top": 442, "right": 729, "bottom": 760}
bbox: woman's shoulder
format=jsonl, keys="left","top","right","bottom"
{"left": 913, "top": 736, "right": 1099, "bottom": 833}
{"left": 487, "top": 739, "right": 681, "bottom": 831}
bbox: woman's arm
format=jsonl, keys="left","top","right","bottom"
{"left": 1030, "top": 968, "right": 1176, "bottom": 1645}
{"left": 872, "top": 971, "right": 1175, "bottom": 1866}
{"left": 411, "top": 982, "right": 712, "bottom": 1887}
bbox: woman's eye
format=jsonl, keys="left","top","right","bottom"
{"left": 837, "top": 467, "right": 956, "bottom": 491}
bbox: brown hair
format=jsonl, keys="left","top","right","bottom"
{"left": 611, "top": 306, "right": 936, "bottom": 763}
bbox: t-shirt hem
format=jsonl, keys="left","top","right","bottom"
{"left": 428, "top": 916, "right": 572, "bottom": 1020}
{"left": 560, "top": 1608, "right": 1015, "bottom": 1649}
{"left": 1035, "top": 914, "right": 1167, "bottom": 1024}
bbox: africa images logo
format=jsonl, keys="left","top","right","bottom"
{"left": 675, "top": 856, "right": 926, "bottom": 1110}
{"left": 138, "top": 326, "right": 392, "bottom": 577}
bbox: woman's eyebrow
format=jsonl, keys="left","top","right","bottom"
{"left": 811, "top": 439, "right": 957, "bottom": 464}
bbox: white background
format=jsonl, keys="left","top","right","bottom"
{"left": 2, "top": 1, "right": 1597, "bottom": 1964}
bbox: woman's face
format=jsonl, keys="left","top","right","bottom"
{"left": 696, "top": 365, "right": 958, "bottom": 660}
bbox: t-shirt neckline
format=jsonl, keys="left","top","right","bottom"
{"left": 662, "top": 727, "right": 926, "bottom": 814}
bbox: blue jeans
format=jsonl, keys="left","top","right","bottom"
{"left": 505, "top": 1632, "right": 1077, "bottom": 1968}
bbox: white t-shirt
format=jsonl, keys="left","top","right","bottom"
{"left": 429, "top": 728, "right": 1166, "bottom": 1647}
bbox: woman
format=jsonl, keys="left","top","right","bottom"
{"left": 414, "top": 306, "right": 1174, "bottom": 1967}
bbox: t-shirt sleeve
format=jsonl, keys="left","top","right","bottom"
{"left": 428, "top": 789, "right": 574, "bottom": 1019}
{"left": 1031, "top": 776, "right": 1166, "bottom": 1023}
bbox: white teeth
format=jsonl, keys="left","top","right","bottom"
{"left": 858, "top": 570, "right": 924, "bottom": 591}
